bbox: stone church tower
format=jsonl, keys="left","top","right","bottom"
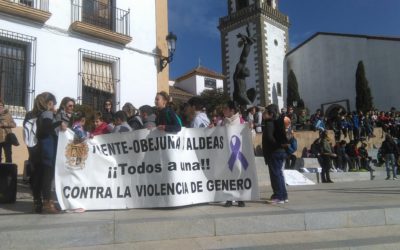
{"left": 219, "top": 0, "right": 289, "bottom": 108}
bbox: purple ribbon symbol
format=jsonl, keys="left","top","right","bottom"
{"left": 228, "top": 135, "right": 249, "bottom": 171}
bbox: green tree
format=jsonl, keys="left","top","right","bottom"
{"left": 200, "top": 88, "right": 231, "bottom": 113}
{"left": 355, "top": 61, "right": 374, "bottom": 112}
{"left": 287, "top": 70, "right": 301, "bottom": 107}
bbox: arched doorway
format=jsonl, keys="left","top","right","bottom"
{"left": 325, "top": 104, "right": 347, "bottom": 120}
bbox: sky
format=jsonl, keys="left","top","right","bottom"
{"left": 168, "top": 0, "right": 400, "bottom": 79}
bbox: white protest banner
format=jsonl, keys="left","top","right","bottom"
{"left": 55, "top": 125, "right": 259, "bottom": 210}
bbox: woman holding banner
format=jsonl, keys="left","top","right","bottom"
{"left": 220, "top": 100, "right": 246, "bottom": 207}
{"left": 154, "top": 91, "right": 182, "bottom": 133}
{"left": 29, "top": 92, "right": 60, "bottom": 214}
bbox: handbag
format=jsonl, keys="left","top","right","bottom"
{"left": 6, "top": 132, "right": 19, "bottom": 146}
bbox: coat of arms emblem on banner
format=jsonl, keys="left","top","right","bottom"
{"left": 65, "top": 141, "right": 89, "bottom": 169}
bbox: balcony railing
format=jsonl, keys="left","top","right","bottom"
{"left": 71, "top": 0, "right": 130, "bottom": 37}
{"left": 0, "top": 0, "right": 51, "bottom": 22}
{"left": 5, "top": 0, "right": 49, "bottom": 12}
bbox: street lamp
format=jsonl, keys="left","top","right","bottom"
{"left": 160, "top": 32, "right": 177, "bottom": 71}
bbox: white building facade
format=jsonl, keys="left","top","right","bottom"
{"left": 219, "top": 0, "right": 289, "bottom": 108}
{"left": 0, "top": 0, "right": 170, "bottom": 124}
{"left": 285, "top": 32, "right": 400, "bottom": 114}
{"left": 174, "top": 66, "right": 225, "bottom": 96}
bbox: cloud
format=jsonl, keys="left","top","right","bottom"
{"left": 169, "top": 0, "right": 226, "bottom": 39}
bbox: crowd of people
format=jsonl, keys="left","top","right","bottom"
{"left": 10, "top": 91, "right": 281, "bottom": 213}
{"left": 297, "top": 108, "right": 400, "bottom": 182}
{"left": 292, "top": 107, "right": 400, "bottom": 141}
{"left": 1, "top": 91, "right": 399, "bottom": 213}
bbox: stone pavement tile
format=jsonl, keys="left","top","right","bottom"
{"left": 215, "top": 213, "right": 305, "bottom": 236}
{"left": 58, "top": 225, "right": 400, "bottom": 250}
{"left": 115, "top": 217, "right": 215, "bottom": 243}
{"left": 0, "top": 210, "right": 115, "bottom": 230}
{"left": 58, "top": 239, "right": 202, "bottom": 250}
{"left": 0, "top": 221, "right": 114, "bottom": 250}
{"left": 385, "top": 207, "right": 400, "bottom": 225}
{"left": 347, "top": 209, "right": 386, "bottom": 227}
{"left": 114, "top": 204, "right": 209, "bottom": 221}
{"left": 305, "top": 211, "right": 348, "bottom": 230}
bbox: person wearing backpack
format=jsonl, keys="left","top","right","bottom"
{"left": 155, "top": 91, "right": 182, "bottom": 133}
{"left": 26, "top": 92, "right": 60, "bottom": 214}
{"left": 262, "top": 104, "right": 289, "bottom": 204}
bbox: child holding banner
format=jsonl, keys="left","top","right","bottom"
{"left": 71, "top": 111, "right": 88, "bottom": 141}
{"left": 91, "top": 112, "right": 110, "bottom": 137}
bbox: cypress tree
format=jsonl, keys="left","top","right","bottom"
{"left": 287, "top": 70, "right": 301, "bottom": 107}
{"left": 355, "top": 61, "right": 374, "bottom": 112}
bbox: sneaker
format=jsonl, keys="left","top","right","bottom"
{"left": 284, "top": 199, "right": 289, "bottom": 203}
{"left": 267, "top": 199, "right": 284, "bottom": 205}
{"left": 238, "top": 201, "right": 245, "bottom": 207}
{"left": 393, "top": 177, "right": 398, "bottom": 180}
{"left": 386, "top": 176, "right": 391, "bottom": 180}
{"left": 224, "top": 201, "right": 233, "bottom": 207}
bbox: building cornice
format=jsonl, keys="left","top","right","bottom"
{"left": 286, "top": 32, "right": 400, "bottom": 57}
{"left": 70, "top": 21, "right": 132, "bottom": 45}
{"left": 0, "top": 0, "right": 51, "bottom": 23}
{"left": 219, "top": 3, "right": 289, "bottom": 31}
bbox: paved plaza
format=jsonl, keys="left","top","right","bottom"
{"left": 1, "top": 178, "right": 400, "bottom": 249}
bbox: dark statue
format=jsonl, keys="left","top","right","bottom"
{"left": 233, "top": 25, "right": 256, "bottom": 106}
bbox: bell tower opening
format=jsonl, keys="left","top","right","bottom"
{"left": 236, "top": 0, "right": 249, "bottom": 11}
{"left": 265, "top": 0, "right": 278, "bottom": 9}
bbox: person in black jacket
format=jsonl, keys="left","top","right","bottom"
{"left": 319, "top": 131, "right": 336, "bottom": 183}
{"left": 155, "top": 91, "right": 181, "bottom": 133}
{"left": 262, "top": 104, "right": 289, "bottom": 204}
{"left": 102, "top": 99, "right": 114, "bottom": 124}
{"left": 381, "top": 134, "right": 398, "bottom": 180}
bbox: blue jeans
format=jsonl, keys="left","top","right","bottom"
{"left": 267, "top": 151, "right": 288, "bottom": 201}
{"left": 385, "top": 154, "right": 397, "bottom": 178}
